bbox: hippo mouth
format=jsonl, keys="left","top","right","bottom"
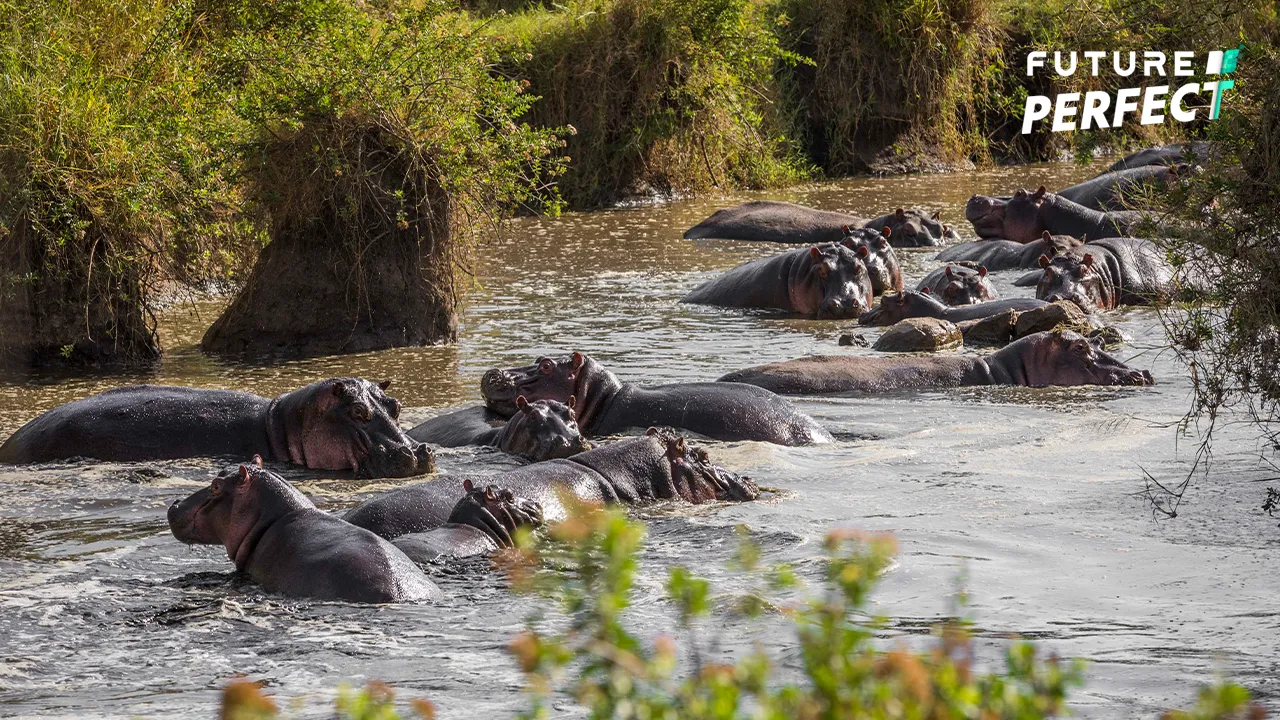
{"left": 481, "top": 369, "right": 520, "bottom": 412}
{"left": 1109, "top": 368, "right": 1155, "bottom": 386}
{"left": 359, "top": 441, "right": 435, "bottom": 479}
{"left": 965, "top": 196, "right": 1006, "bottom": 239}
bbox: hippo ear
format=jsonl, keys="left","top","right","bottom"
{"left": 1038, "top": 254, "right": 1051, "bottom": 268}
{"left": 331, "top": 381, "right": 351, "bottom": 399}
{"left": 882, "top": 225, "right": 891, "bottom": 237}
{"left": 253, "top": 454, "right": 263, "bottom": 468}
{"left": 378, "top": 380, "right": 392, "bottom": 391}
{"left": 236, "top": 465, "right": 253, "bottom": 490}
{"left": 571, "top": 351, "right": 584, "bottom": 371}
{"left": 945, "top": 266, "right": 954, "bottom": 279}
{"left": 809, "top": 246, "right": 822, "bottom": 261}
{"left": 516, "top": 395, "right": 530, "bottom": 412}
{"left": 978, "top": 266, "right": 988, "bottom": 278}
{"left": 646, "top": 426, "right": 660, "bottom": 436}
{"left": 877, "top": 237, "right": 888, "bottom": 250}
{"left": 895, "top": 208, "right": 905, "bottom": 218}
{"left": 1034, "top": 185, "right": 1047, "bottom": 199}
{"left": 1083, "top": 253, "right": 1095, "bottom": 267}
{"left": 921, "top": 286, "right": 932, "bottom": 295}
{"left": 463, "top": 478, "right": 475, "bottom": 493}
{"left": 1042, "top": 231, "right": 1051, "bottom": 240}
{"left": 841, "top": 224, "right": 850, "bottom": 234}
{"left": 567, "top": 395, "right": 576, "bottom": 410}
{"left": 856, "top": 245, "right": 869, "bottom": 258}
{"left": 1080, "top": 234, "right": 1088, "bottom": 243}
{"left": 931, "top": 211, "right": 941, "bottom": 220}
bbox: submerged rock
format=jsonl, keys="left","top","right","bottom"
{"left": 1014, "top": 300, "right": 1089, "bottom": 338}
{"left": 873, "top": 317, "right": 962, "bottom": 352}
{"left": 959, "top": 309, "right": 1017, "bottom": 346}
{"left": 838, "top": 331, "right": 870, "bottom": 347}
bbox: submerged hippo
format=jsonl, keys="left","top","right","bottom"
{"left": 481, "top": 352, "right": 832, "bottom": 445}
{"left": 915, "top": 265, "right": 996, "bottom": 305}
{"left": 0, "top": 379, "right": 433, "bottom": 478}
{"left": 842, "top": 226, "right": 903, "bottom": 295}
{"left": 859, "top": 290, "right": 1047, "bottom": 326}
{"left": 345, "top": 430, "right": 759, "bottom": 537}
{"left": 680, "top": 243, "right": 874, "bottom": 319}
{"left": 1058, "top": 164, "right": 1184, "bottom": 211}
{"left": 408, "top": 397, "right": 590, "bottom": 462}
{"left": 935, "top": 231, "right": 1084, "bottom": 271}
{"left": 1026, "top": 238, "right": 1184, "bottom": 311}
{"left": 718, "top": 330, "right": 1153, "bottom": 394}
{"left": 682, "top": 201, "right": 954, "bottom": 248}
{"left": 389, "top": 478, "right": 545, "bottom": 563}
{"left": 167, "top": 458, "right": 443, "bottom": 603}
{"left": 1105, "top": 142, "right": 1215, "bottom": 173}
{"left": 966, "top": 187, "right": 1159, "bottom": 243}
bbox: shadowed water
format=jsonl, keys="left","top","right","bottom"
{"left": 1, "top": 161, "right": 1277, "bottom": 718}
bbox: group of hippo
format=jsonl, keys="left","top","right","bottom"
{"left": 0, "top": 144, "right": 1197, "bottom": 604}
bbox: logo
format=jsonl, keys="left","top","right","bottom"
{"left": 1020, "top": 47, "right": 1241, "bottom": 134}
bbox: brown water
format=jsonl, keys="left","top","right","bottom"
{"left": 1, "top": 161, "right": 1276, "bottom": 718}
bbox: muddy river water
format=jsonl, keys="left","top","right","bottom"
{"left": 0, "top": 161, "right": 1276, "bottom": 718}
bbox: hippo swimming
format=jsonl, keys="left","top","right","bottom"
{"left": 842, "top": 226, "right": 903, "bottom": 295}
{"left": 167, "top": 458, "right": 443, "bottom": 603}
{"left": 408, "top": 397, "right": 590, "bottom": 462}
{"left": 0, "top": 379, "right": 433, "bottom": 478}
{"left": 718, "top": 330, "right": 1153, "bottom": 393}
{"left": 1104, "top": 141, "right": 1215, "bottom": 173}
{"left": 345, "top": 430, "right": 759, "bottom": 538}
{"left": 389, "top": 478, "right": 545, "bottom": 563}
{"left": 682, "top": 201, "right": 956, "bottom": 248}
{"left": 966, "top": 187, "right": 1159, "bottom": 243}
{"left": 914, "top": 265, "right": 996, "bottom": 305}
{"left": 859, "top": 290, "right": 1047, "bottom": 327}
{"left": 934, "top": 231, "right": 1084, "bottom": 271}
{"left": 1026, "top": 237, "right": 1183, "bottom": 311}
{"left": 1058, "top": 164, "right": 1184, "bottom": 211}
{"left": 680, "top": 243, "right": 874, "bottom": 319}
{"left": 480, "top": 352, "right": 832, "bottom": 445}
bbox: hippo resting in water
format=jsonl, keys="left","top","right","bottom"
{"left": 481, "top": 352, "right": 831, "bottom": 446}
{"left": 719, "top": 330, "right": 1152, "bottom": 393}
{"left": 683, "top": 201, "right": 959, "bottom": 247}
{"left": 1057, "top": 164, "right": 1185, "bottom": 211}
{"left": 1104, "top": 142, "right": 1215, "bottom": 173}
{"left": 859, "top": 290, "right": 1047, "bottom": 326}
{"left": 966, "top": 187, "right": 1165, "bottom": 243}
{"left": 914, "top": 265, "right": 996, "bottom": 305}
{"left": 0, "top": 379, "right": 433, "bottom": 478}
{"left": 345, "top": 430, "right": 759, "bottom": 539}
{"left": 408, "top": 397, "right": 591, "bottom": 462}
{"left": 680, "top": 243, "right": 875, "bottom": 319}
{"left": 935, "top": 232, "right": 1084, "bottom": 271}
{"left": 843, "top": 227, "right": 903, "bottom": 295}
{"left": 1019, "top": 237, "right": 1195, "bottom": 311}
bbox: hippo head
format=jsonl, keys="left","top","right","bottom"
{"left": 647, "top": 428, "right": 759, "bottom": 503}
{"left": 965, "top": 194, "right": 1007, "bottom": 239}
{"left": 857, "top": 290, "right": 948, "bottom": 326}
{"left": 790, "top": 244, "right": 874, "bottom": 319}
{"left": 483, "top": 353, "right": 588, "bottom": 416}
{"left": 496, "top": 396, "right": 592, "bottom": 461}
{"left": 167, "top": 458, "right": 312, "bottom": 567}
{"left": 842, "top": 226, "right": 903, "bottom": 295}
{"left": 999, "top": 186, "right": 1050, "bottom": 243}
{"left": 879, "top": 208, "right": 954, "bottom": 247}
{"left": 1041, "top": 231, "right": 1086, "bottom": 259}
{"left": 279, "top": 378, "right": 433, "bottom": 479}
{"left": 448, "top": 478, "right": 544, "bottom": 548}
{"left": 1035, "top": 252, "right": 1113, "bottom": 311}
{"left": 939, "top": 265, "right": 996, "bottom": 305}
{"left": 1012, "top": 330, "right": 1153, "bottom": 386}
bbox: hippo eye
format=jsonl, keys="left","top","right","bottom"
{"left": 818, "top": 264, "right": 830, "bottom": 279}
{"left": 538, "top": 358, "right": 555, "bottom": 375}
{"left": 350, "top": 402, "right": 372, "bottom": 422}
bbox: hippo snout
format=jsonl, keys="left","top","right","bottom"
{"left": 362, "top": 441, "right": 435, "bottom": 479}
{"left": 481, "top": 369, "right": 514, "bottom": 397}
{"left": 818, "top": 298, "right": 864, "bottom": 320}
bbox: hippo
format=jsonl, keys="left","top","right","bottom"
{"left": 1026, "top": 237, "right": 1182, "bottom": 311}
{"left": 842, "top": 226, "right": 903, "bottom": 295}
{"left": 389, "top": 478, "right": 545, "bottom": 563}
{"left": 1104, "top": 142, "right": 1215, "bottom": 173}
{"left": 914, "top": 265, "right": 996, "bottom": 305}
{"left": 717, "top": 330, "right": 1153, "bottom": 394}
{"left": 167, "top": 458, "right": 443, "bottom": 603}
{"left": 934, "top": 231, "right": 1085, "bottom": 271}
{"left": 345, "top": 430, "right": 760, "bottom": 538}
{"left": 0, "top": 379, "right": 433, "bottom": 478}
{"left": 480, "top": 352, "right": 832, "bottom": 446}
{"left": 1058, "top": 164, "right": 1184, "bottom": 211}
{"left": 680, "top": 243, "right": 874, "bottom": 319}
{"left": 859, "top": 290, "right": 1047, "bottom": 326}
{"left": 682, "top": 201, "right": 956, "bottom": 248}
{"left": 966, "top": 187, "right": 1160, "bottom": 243}
{"left": 408, "top": 397, "right": 590, "bottom": 462}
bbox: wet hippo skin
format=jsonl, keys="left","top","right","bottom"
{"left": 0, "top": 379, "right": 433, "bottom": 478}
{"left": 345, "top": 430, "right": 759, "bottom": 539}
{"left": 718, "top": 330, "right": 1153, "bottom": 393}
{"left": 408, "top": 397, "right": 590, "bottom": 462}
{"left": 935, "top": 232, "right": 1084, "bottom": 271}
{"left": 859, "top": 290, "right": 1047, "bottom": 327}
{"left": 683, "top": 201, "right": 958, "bottom": 247}
{"left": 680, "top": 243, "right": 875, "bottom": 319}
{"left": 480, "top": 352, "right": 833, "bottom": 445}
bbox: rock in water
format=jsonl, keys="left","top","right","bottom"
{"left": 873, "top": 317, "right": 962, "bottom": 352}
{"left": 1014, "top": 301, "right": 1089, "bottom": 338}
{"left": 959, "top": 309, "right": 1018, "bottom": 347}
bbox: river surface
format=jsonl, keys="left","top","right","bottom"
{"left": 0, "top": 161, "right": 1276, "bottom": 719}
